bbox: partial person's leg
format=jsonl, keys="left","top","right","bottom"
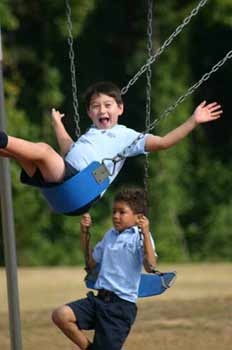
{"left": 0, "top": 148, "right": 37, "bottom": 176}
{"left": 0, "top": 149, "right": 15, "bottom": 158}
{"left": 0, "top": 132, "right": 65, "bottom": 182}
{"left": 52, "top": 305, "right": 92, "bottom": 350}
{"left": 92, "top": 297, "right": 137, "bottom": 350}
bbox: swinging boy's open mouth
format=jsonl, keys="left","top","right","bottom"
{"left": 99, "top": 117, "right": 110, "bottom": 127}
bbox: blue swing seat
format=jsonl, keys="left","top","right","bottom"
{"left": 41, "top": 161, "right": 110, "bottom": 215}
{"left": 85, "top": 268, "right": 176, "bottom": 298}
{"left": 138, "top": 271, "right": 176, "bottom": 297}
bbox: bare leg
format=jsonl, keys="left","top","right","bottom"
{"left": 0, "top": 147, "right": 55, "bottom": 179}
{"left": 0, "top": 149, "right": 32, "bottom": 172}
{"left": 0, "top": 149, "right": 43, "bottom": 177}
{"left": 0, "top": 149, "right": 15, "bottom": 158}
{"left": 52, "top": 306, "right": 92, "bottom": 350}
{"left": 4, "top": 136, "right": 65, "bottom": 182}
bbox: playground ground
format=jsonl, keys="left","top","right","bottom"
{"left": 1, "top": 263, "right": 232, "bottom": 350}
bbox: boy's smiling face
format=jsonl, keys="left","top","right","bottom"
{"left": 87, "top": 93, "right": 124, "bottom": 129}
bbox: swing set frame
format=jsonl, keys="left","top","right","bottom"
{"left": 1, "top": 2, "right": 231, "bottom": 350}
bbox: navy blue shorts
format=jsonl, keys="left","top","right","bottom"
{"left": 20, "top": 161, "right": 78, "bottom": 188}
{"left": 67, "top": 291, "right": 137, "bottom": 350}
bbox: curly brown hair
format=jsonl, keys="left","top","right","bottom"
{"left": 114, "top": 187, "right": 148, "bottom": 216}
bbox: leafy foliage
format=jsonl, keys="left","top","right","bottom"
{"left": 0, "top": 0, "right": 231, "bottom": 265}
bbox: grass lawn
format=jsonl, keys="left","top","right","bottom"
{"left": 1, "top": 263, "right": 232, "bottom": 350}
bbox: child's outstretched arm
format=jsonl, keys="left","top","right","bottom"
{"left": 51, "top": 108, "right": 74, "bottom": 157}
{"left": 80, "top": 213, "right": 96, "bottom": 270}
{"left": 145, "top": 101, "right": 223, "bottom": 152}
{"left": 137, "top": 215, "right": 157, "bottom": 273}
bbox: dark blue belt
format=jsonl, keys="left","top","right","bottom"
{"left": 97, "top": 289, "right": 120, "bottom": 302}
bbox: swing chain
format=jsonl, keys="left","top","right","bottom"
{"left": 121, "top": 0, "right": 208, "bottom": 95}
{"left": 65, "top": 0, "right": 81, "bottom": 138}
{"left": 102, "top": 154, "right": 126, "bottom": 176}
{"left": 109, "top": 48, "right": 232, "bottom": 171}
{"left": 118, "top": 133, "right": 146, "bottom": 159}
{"left": 101, "top": 132, "right": 146, "bottom": 177}
{"left": 145, "top": 0, "right": 153, "bottom": 130}
{"left": 146, "top": 49, "right": 232, "bottom": 132}
{"left": 84, "top": 228, "right": 91, "bottom": 274}
{"left": 144, "top": 0, "right": 153, "bottom": 201}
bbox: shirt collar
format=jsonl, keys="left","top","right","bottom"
{"left": 113, "top": 226, "right": 138, "bottom": 235}
{"left": 90, "top": 124, "right": 120, "bottom": 131}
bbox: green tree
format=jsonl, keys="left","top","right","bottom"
{"left": 0, "top": 0, "right": 231, "bottom": 265}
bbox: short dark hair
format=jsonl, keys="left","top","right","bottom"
{"left": 114, "top": 187, "right": 148, "bottom": 216}
{"left": 84, "top": 81, "right": 123, "bottom": 109}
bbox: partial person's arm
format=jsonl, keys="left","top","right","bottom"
{"left": 137, "top": 215, "right": 157, "bottom": 273}
{"left": 80, "top": 213, "right": 97, "bottom": 271}
{"left": 51, "top": 108, "right": 74, "bottom": 157}
{"left": 145, "top": 101, "right": 223, "bottom": 152}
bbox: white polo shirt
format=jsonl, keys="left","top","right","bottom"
{"left": 65, "top": 124, "right": 149, "bottom": 183}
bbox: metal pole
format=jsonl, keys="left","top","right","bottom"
{"left": 0, "top": 26, "right": 23, "bottom": 350}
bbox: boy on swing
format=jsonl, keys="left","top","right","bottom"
{"left": 52, "top": 187, "right": 157, "bottom": 350}
{"left": 0, "top": 81, "right": 222, "bottom": 191}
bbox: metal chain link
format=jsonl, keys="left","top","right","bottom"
{"left": 145, "top": 0, "right": 153, "bottom": 130}
{"left": 144, "top": 0, "right": 153, "bottom": 201}
{"left": 146, "top": 49, "right": 232, "bottom": 133}
{"left": 115, "top": 49, "right": 232, "bottom": 163}
{"left": 84, "top": 228, "right": 91, "bottom": 274}
{"left": 65, "top": 0, "right": 81, "bottom": 138}
{"left": 121, "top": 0, "right": 208, "bottom": 95}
